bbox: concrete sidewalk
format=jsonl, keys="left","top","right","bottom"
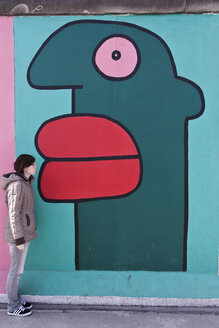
{"left": 1, "top": 307, "right": 219, "bottom": 328}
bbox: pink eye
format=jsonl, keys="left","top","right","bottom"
{"left": 93, "top": 35, "right": 140, "bottom": 80}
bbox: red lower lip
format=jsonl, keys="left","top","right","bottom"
{"left": 40, "top": 159, "right": 140, "bottom": 200}
{"left": 37, "top": 115, "right": 141, "bottom": 201}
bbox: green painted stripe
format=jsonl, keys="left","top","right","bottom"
{"left": 21, "top": 271, "right": 219, "bottom": 298}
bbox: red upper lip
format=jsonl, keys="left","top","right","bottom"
{"left": 37, "top": 115, "right": 139, "bottom": 159}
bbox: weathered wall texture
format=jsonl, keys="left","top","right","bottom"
{"left": 0, "top": 14, "right": 219, "bottom": 299}
{"left": 1, "top": 1, "right": 219, "bottom": 15}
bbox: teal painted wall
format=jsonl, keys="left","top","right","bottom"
{"left": 13, "top": 14, "right": 219, "bottom": 297}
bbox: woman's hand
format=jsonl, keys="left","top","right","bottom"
{"left": 16, "top": 244, "right": 24, "bottom": 251}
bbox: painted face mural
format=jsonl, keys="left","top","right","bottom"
{"left": 27, "top": 20, "right": 204, "bottom": 271}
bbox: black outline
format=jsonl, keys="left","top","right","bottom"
{"left": 28, "top": 19, "right": 205, "bottom": 271}
{"left": 72, "top": 89, "right": 79, "bottom": 269}
{"left": 71, "top": 89, "right": 77, "bottom": 114}
{"left": 34, "top": 113, "right": 143, "bottom": 203}
{"left": 112, "top": 50, "right": 121, "bottom": 61}
{"left": 74, "top": 202, "right": 79, "bottom": 270}
{"left": 92, "top": 34, "right": 141, "bottom": 81}
{"left": 35, "top": 155, "right": 139, "bottom": 162}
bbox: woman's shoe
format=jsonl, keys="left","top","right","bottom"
{"left": 7, "top": 305, "right": 32, "bottom": 317}
{"left": 20, "top": 299, "right": 33, "bottom": 310}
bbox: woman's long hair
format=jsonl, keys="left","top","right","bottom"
{"left": 14, "top": 154, "right": 35, "bottom": 174}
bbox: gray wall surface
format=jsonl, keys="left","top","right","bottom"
{"left": 1, "top": 0, "right": 219, "bottom": 15}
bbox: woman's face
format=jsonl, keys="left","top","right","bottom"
{"left": 24, "top": 162, "right": 37, "bottom": 176}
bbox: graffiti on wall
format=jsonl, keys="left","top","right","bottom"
{"left": 27, "top": 20, "right": 205, "bottom": 271}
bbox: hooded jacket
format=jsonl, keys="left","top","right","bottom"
{"left": 2, "top": 172, "right": 37, "bottom": 245}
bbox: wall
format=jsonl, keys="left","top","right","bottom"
{"left": 2, "top": 0, "right": 219, "bottom": 15}
{"left": 0, "top": 14, "right": 219, "bottom": 299}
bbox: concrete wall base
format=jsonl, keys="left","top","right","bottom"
{"left": 2, "top": 294, "right": 219, "bottom": 309}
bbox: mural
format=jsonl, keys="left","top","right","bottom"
{"left": 2, "top": 14, "right": 219, "bottom": 299}
{"left": 27, "top": 20, "right": 204, "bottom": 271}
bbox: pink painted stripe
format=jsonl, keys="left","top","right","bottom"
{"left": 0, "top": 17, "right": 14, "bottom": 291}
{"left": 0, "top": 271, "right": 8, "bottom": 295}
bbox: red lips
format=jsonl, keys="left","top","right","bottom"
{"left": 37, "top": 115, "right": 141, "bottom": 201}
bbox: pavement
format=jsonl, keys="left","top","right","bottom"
{"left": 1, "top": 306, "right": 219, "bottom": 328}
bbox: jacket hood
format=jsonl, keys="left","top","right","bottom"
{"left": 1, "top": 172, "right": 34, "bottom": 190}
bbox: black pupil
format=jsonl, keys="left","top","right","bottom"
{"left": 112, "top": 50, "right": 121, "bottom": 61}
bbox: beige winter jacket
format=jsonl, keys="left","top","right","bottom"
{"left": 2, "top": 172, "right": 37, "bottom": 245}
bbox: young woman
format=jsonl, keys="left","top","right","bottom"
{"left": 2, "top": 154, "right": 37, "bottom": 317}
